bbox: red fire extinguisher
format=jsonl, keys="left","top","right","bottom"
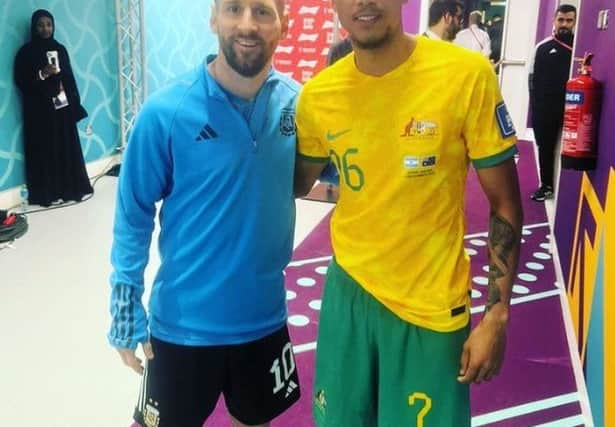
{"left": 561, "top": 52, "right": 601, "bottom": 170}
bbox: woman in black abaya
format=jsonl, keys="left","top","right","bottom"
{"left": 14, "top": 9, "right": 93, "bottom": 207}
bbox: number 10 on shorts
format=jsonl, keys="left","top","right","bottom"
{"left": 270, "top": 343, "right": 297, "bottom": 397}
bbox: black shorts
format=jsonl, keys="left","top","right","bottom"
{"left": 134, "top": 325, "right": 300, "bottom": 427}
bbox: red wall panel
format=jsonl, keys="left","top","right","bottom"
{"left": 274, "top": 0, "right": 339, "bottom": 83}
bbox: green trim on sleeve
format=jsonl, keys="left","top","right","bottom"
{"left": 297, "top": 153, "right": 330, "bottom": 164}
{"left": 472, "top": 145, "right": 518, "bottom": 169}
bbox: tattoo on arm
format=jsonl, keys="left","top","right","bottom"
{"left": 486, "top": 213, "right": 516, "bottom": 311}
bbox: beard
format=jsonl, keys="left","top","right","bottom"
{"left": 351, "top": 28, "right": 394, "bottom": 50}
{"left": 219, "top": 33, "right": 272, "bottom": 77}
{"left": 555, "top": 28, "right": 574, "bottom": 45}
{"left": 447, "top": 23, "right": 461, "bottom": 41}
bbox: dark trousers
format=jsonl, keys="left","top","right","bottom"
{"left": 532, "top": 105, "right": 564, "bottom": 188}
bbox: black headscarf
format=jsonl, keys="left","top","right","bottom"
{"left": 30, "top": 9, "right": 61, "bottom": 51}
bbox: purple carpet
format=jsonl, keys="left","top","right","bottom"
{"left": 136, "top": 141, "right": 584, "bottom": 426}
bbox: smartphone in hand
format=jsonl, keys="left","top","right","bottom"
{"left": 46, "top": 50, "right": 60, "bottom": 72}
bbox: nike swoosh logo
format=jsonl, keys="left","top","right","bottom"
{"left": 326, "top": 129, "right": 351, "bottom": 142}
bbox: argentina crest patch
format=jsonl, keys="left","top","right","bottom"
{"left": 143, "top": 401, "right": 160, "bottom": 427}
{"left": 495, "top": 102, "right": 516, "bottom": 138}
{"left": 280, "top": 108, "right": 296, "bottom": 136}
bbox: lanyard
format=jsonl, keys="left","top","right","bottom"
{"left": 552, "top": 36, "right": 573, "bottom": 51}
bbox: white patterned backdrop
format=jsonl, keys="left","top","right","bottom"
{"left": 146, "top": 1, "right": 217, "bottom": 94}
{"left": 0, "top": 1, "right": 218, "bottom": 193}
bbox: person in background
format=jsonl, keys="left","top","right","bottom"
{"left": 295, "top": 0, "right": 523, "bottom": 425}
{"left": 488, "top": 14, "right": 504, "bottom": 66}
{"left": 14, "top": 9, "right": 92, "bottom": 207}
{"left": 424, "top": 0, "right": 464, "bottom": 41}
{"left": 327, "top": 36, "right": 353, "bottom": 65}
{"left": 108, "top": 1, "right": 301, "bottom": 426}
{"left": 528, "top": 4, "right": 576, "bottom": 201}
{"left": 454, "top": 10, "right": 492, "bottom": 58}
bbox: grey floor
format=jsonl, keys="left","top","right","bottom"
{"left": 0, "top": 176, "right": 332, "bottom": 427}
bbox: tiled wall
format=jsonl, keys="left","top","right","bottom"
{"left": 0, "top": 1, "right": 119, "bottom": 192}
{"left": 0, "top": 1, "right": 218, "bottom": 194}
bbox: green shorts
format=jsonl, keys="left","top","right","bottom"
{"left": 313, "top": 260, "right": 470, "bottom": 427}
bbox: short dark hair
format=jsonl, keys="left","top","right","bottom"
{"left": 556, "top": 4, "right": 576, "bottom": 16}
{"left": 429, "top": 0, "right": 464, "bottom": 27}
{"left": 214, "top": 0, "right": 285, "bottom": 14}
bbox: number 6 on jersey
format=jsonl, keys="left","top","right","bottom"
{"left": 330, "top": 148, "right": 365, "bottom": 191}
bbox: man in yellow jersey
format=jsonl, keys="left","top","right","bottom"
{"left": 294, "top": 1, "right": 523, "bottom": 426}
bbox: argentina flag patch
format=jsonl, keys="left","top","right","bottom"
{"left": 495, "top": 102, "right": 516, "bottom": 138}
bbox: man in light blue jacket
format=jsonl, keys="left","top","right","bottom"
{"left": 108, "top": 1, "right": 300, "bottom": 426}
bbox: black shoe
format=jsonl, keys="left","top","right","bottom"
{"left": 530, "top": 185, "right": 554, "bottom": 201}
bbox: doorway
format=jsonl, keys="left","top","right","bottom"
{"left": 487, "top": 0, "right": 539, "bottom": 137}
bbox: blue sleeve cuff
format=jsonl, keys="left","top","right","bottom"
{"left": 108, "top": 283, "right": 149, "bottom": 349}
{"left": 318, "top": 162, "right": 339, "bottom": 185}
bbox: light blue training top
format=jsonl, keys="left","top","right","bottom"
{"left": 108, "top": 57, "right": 300, "bottom": 348}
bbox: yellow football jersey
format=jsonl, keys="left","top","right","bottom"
{"left": 296, "top": 36, "right": 518, "bottom": 332}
